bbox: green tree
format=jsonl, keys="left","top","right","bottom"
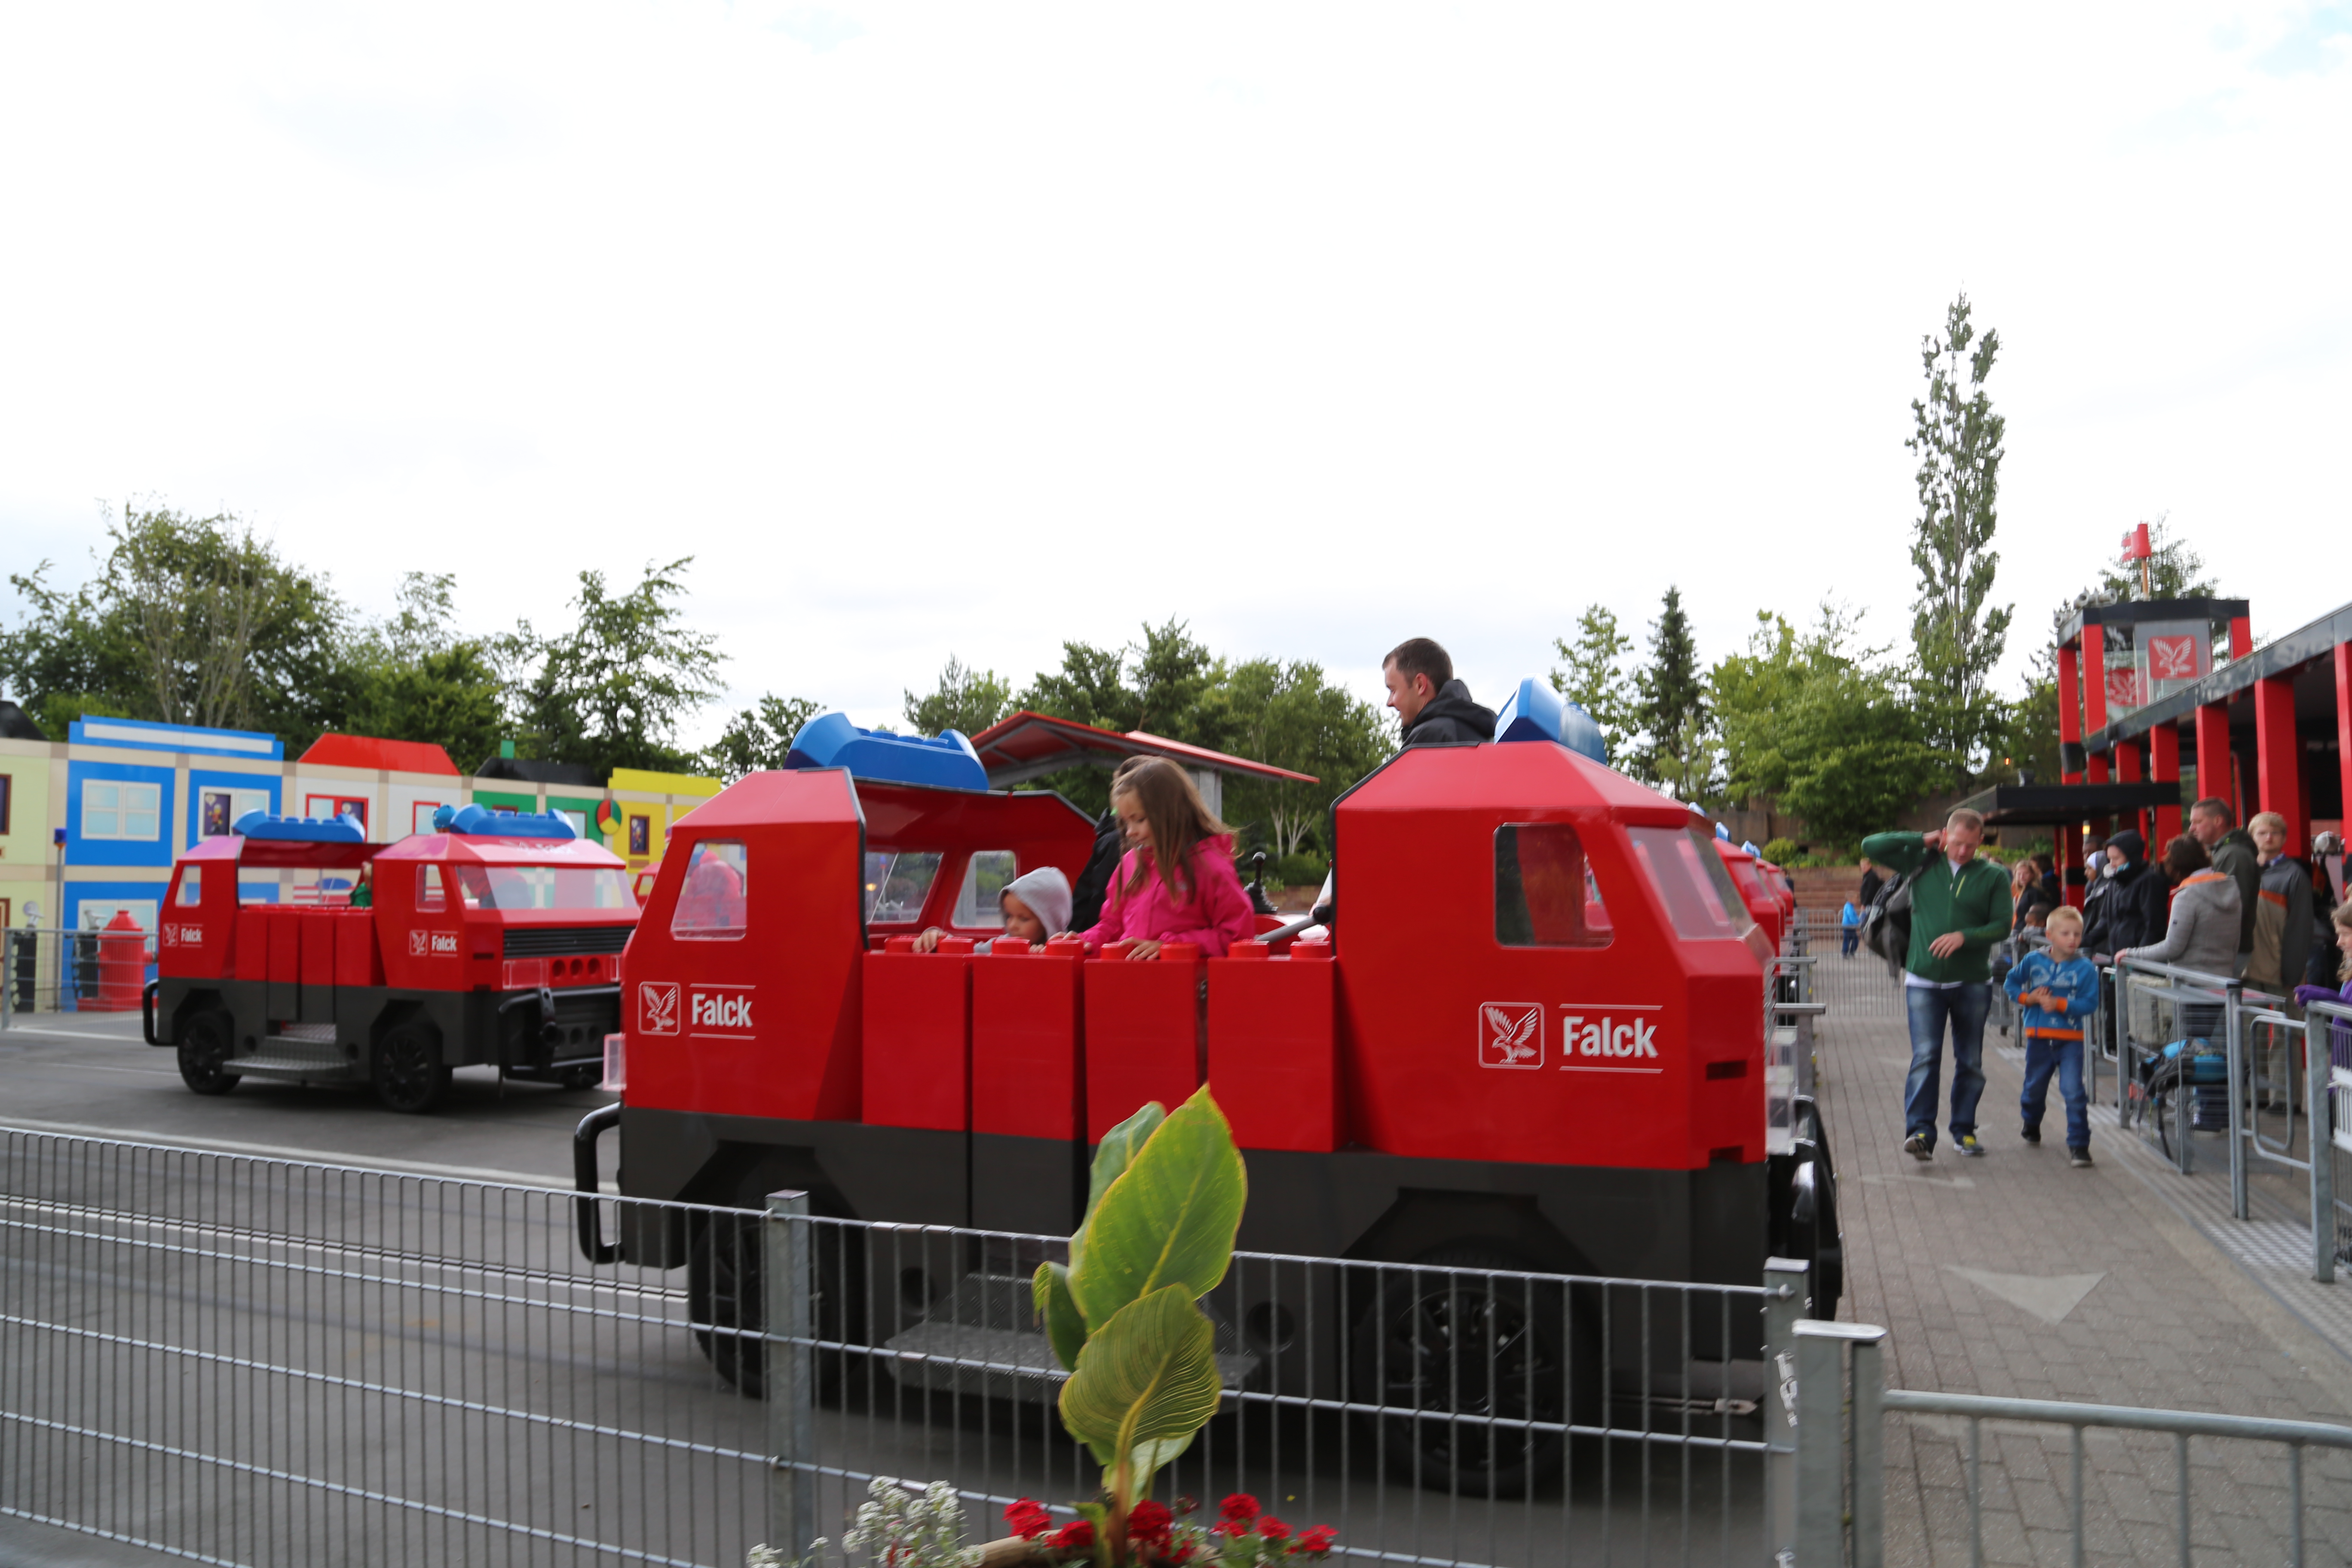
{"left": 1015, "top": 621, "right": 1233, "bottom": 816}
{"left": 1907, "top": 292, "right": 2012, "bottom": 776}
{"left": 0, "top": 503, "right": 352, "bottom": 748}
{"left": 1632, "top": 586, "right": 1711, "bottom": 798}
{"left": 1217, "top": 658, "right": 1394, "bottom": 861}
{"left": 703, "top": 693, "right": 821, "bottom": 780}
{"left": 903, "top": 656, "right": 1012, "bottom": 737}
{"left": 1712, "top": 604, "right": 1951, "bottom": 847}
{"left": 508, "top": 559, "right": 724, "bottom": 778}
{"left": 1550, "top": 603, "right": 1636, "bottom": 763}
{"left": 340, "top": 573, "right": 510, "bottom": 767}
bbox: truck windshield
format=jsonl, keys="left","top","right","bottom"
{"left": 1627, "top": 825, "right": 1753, "bottom": 941}
{"left": 453, "top": 865, "right": 636, "bottom": 912}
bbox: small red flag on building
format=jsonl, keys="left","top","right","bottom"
{"left": 2119, "top": 522, "right": 2151, "bottom": 563}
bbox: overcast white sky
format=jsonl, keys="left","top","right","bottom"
{"left": 2, "top": 2, "right": 2346, "bottom": 746}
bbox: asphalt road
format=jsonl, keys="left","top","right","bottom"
{"left": 0, "top": 1009, "right": 613, "bottom": 1186}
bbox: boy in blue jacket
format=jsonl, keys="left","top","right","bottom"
{"left": 2004, "top": 903, "right": 2101, "bottom": 1166}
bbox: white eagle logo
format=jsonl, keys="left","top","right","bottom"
{"left": 1479, "top": 1003, "right": 1544, "bottom": 1069}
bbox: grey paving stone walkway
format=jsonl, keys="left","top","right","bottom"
{"left": 1811, "top": 955, "right": 2352, "bottom": 1566}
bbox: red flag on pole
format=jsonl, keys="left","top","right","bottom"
{"left": 2119, "top": 522, "right": 2151, "bottom": 563}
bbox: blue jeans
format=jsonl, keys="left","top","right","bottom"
{"left": 1904, "top": 982, "right": 1990, "bottom": 1145}
{"left": 2021, "top": 1035, "right": 2090, "bottom": 1150}
{"left": 1840, "top": 928, "right": 1859, "bottom": 956}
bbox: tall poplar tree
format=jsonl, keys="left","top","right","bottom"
{"left": 1907, "top": 293, "right": 2011, "bottom": 778}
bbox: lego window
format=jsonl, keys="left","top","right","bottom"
{"left": 83, "top": 780, "right": 162, "bottom": 841}
{"left": 0, "top": 774, "right": 11, "bottom": 834}
{"left": 672, "top": 841, "right": 748, "bottom": 937}
{"left": 201, "top": 787, "right": 270, "bottom": 838}
{"left": 1494, "top": 824, "right": 1611, "bottom": 948}
{"left": 417, "top": 864, "right": 447, "bottom": 912}
{"left": 176, "top": 867, "right": 202, "bottom": 906}
{"left": 952, "top": 851, "right": 1020, "bottom": 928}
{"left": 306, "top": 794, "right": 369, "bottom": 832}
{"left": 1627, "top": 825, "right": 1751, "bottom": 941}
{"left": 864, "top": 851, "right": 942, "bottom": 924}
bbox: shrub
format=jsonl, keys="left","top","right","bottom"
{"left": 1761, "top": 837, "right": 1804, "bottom": 867}
{"left": 1276, "top": 852, "right": 1327, "bottom": 886}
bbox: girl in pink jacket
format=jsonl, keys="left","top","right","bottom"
{"left": 1075, "top": 758, "right": 1257, "bottom": 958}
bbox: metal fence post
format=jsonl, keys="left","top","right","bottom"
{"left": 2226, "top": 983, "right": 2250, "bottom": 1219}
{"left": 1850, "top": 1332, "right": 1886, "bottom": 1568}
{"left": 1794, "top": 1327, "right": 1844, "bottom": 1566}
{"left": 2313, "top": 1017, "right": 2337, "bottom": 1284}
{"left": 766, "top": 1189, "right": 816, "bottom": 1558}
{"left": 1764, "top": 1256, "right": 1807, "bottom": 1565}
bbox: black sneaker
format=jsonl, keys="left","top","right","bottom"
{"left": 2021, "top": 1123, "right": 2041, "bottom": 1145}
{"left": 1955, "top": 1134, "right": 1985, "bottom": 1157}
{"left": 2069, "top": 1147, "right": 2094, "bottom": 1168}
{"left": 1904, "top": 1133, "right": 1932, "bottom": 1161}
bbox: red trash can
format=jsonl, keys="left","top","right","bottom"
{"left": 89, "top": 909, "right": 147, "bottom": 1011}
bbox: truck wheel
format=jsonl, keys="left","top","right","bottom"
{"left": 372, "top": 1023, "right": 450, "bottom": 1114}
{"left": 1350, "top": 1245, "right": 1591, "bottom": 1498}
{"left": 557, "top": 1065, "right": 602, "bottom": 1091}
{"left": 177, "top": 1010, "right": 240, "bottom": 1096}
{"left": 687, "top": 1208, "right": 867, "bottom": 1401}
{"left": 688, "top": 1211, "right": 766, "bottom": 1395}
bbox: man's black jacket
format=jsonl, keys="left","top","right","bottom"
{"left": 1402, "top": 680, "right": 1497, "bottom": 747}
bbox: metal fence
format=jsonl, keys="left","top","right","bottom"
{"left": 2095, "top": 956, "right": 2341, "bottom": 1281}
{"left": 1790, "top": 1320, "right": 2352, "bottom": 1567}
{"left": 0, "top": 1127, "right": 1806, "bottom": 1568}
{"left": 3, "top": 925, "right": 157, "bottom": 1024}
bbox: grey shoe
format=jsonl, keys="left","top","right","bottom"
{"left": 1904, "top": 1133, "right": 1932, "bottom": 1161}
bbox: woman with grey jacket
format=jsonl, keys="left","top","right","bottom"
{"left": 2121, "top": 836, "right": 2244, "bottom": 1043}
{"left": 2120, "top": 836, "right": 2244, "bottom": 978}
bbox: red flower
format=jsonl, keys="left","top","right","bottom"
{"left": 1049, "top": 1521, "right": 1096, "bottom": 1552}
{"left": 1166, "top": 1547, "right": 1197, "bottom": 1565}
{"left": 1176, "top": 1496, "right": 1200, "bottom": 1518}
{"left": 1290, "top": 1526, "right": 1338, "bottom": 1556}
{"left": 1006, "top": 1500, "right": 1055, "bottom": 1540}
{"left": 1219, "top": 1495, "right": 1260, "bottom": 1523}
{"left": 1210, "top": 1522, "right": 1250, "bottom": 1540}
{"left": 1256, "top": 1518, "right": 1291, "bottom": 1542}
{"left": 1127, "top": 1501, "right": 1174, "bottom": 1547}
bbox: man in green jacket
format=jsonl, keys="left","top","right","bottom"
{"left": 1861, "top": 808, "right": 2015, "bottom": 1160}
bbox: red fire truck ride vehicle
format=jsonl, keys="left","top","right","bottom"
{"left": 574, "top": 687, "right": 1843, "bottom": 1488}
{"left": 144, "top": 805, "right": 637, "bottom": 1112}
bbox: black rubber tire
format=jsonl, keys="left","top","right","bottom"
{"left": 1349, "top": 1244, "right": 1592, "bottom": 1498}
{"left": 372, "top": 1023, "right": 450, "bottom": 1114}
{"left": 688, "top": 1210, "right": 766, "bottom": 1395}
{"left": 176, "top": 1009, "right": 240, "bottom": 1096}
{"left": 557, "top": 1064, "right": 602, "bottom": 1091}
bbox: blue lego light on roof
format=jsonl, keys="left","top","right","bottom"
{"left": 234, "top": 810, "right": 367, "bottom": 843}
{"left": 784, "top": 711, "right": 989, "bottom": 792}
{"left": 1491, "top": 677, "right": 1608, "bottom": 765}
{"left": 439, "top": 803, "right": 579, "bottom": 839}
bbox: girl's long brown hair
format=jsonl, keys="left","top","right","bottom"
{"left": 1115, "top": 758, "right": 1232, "bottom": 903}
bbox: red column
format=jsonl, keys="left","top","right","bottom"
{"left": 2084, "top": 632, "right": 2111, "bottom": 784}
{"left": 2230, "top": 616, "right": 2253, "bottom": 662}
{"left": 2115, "top": 736, "right": 2140, "bottom": 781}
{"left": 2254, "top": 672, "right": 2306, "bottom": 848}
{"left": 2194, "top": 701, "right": 2230, "bottom": 816}
{"left": 2337, "top": 643, "right": 2352, "bottom": 841}
{"left": 2149, "top": 723, "right": 2181, "bottom": 849}
{"left": 2058, "top": 641, "right": 2084, "bottom": 785}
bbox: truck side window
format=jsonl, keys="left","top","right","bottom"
{"left": 176, "top": 867, "right": 202, "bottom": 906}
{"left": 953, "top": 851, "right": 1019, "bottom": 928}
{"left": 1626, "top": 825, "right": 1753, "bottom": 940}
{"left": 673, "top": 841, "right": 749, "bottom": 938}
{"left": 864, "top": 851, "right": 942, "bottom": 924}
{"left": 1494, "top": 824, "right": 1610, "bottom": 948}
{"left": 417, "top": 865, "right": 447, "bottom": 912}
